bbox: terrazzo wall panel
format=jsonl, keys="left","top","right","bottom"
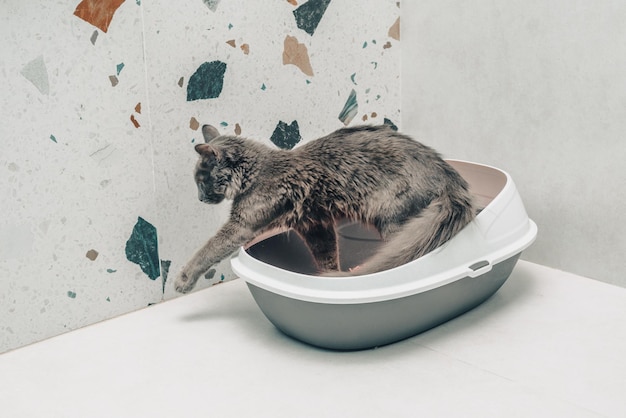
{"left": 0, "top": 0, "right": 400, "bottom": 353}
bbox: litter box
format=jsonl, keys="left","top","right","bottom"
{"left": 231, "top": 160, "right": 537, "bottom": 350}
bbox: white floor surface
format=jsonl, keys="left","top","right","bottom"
{"left": 1, "top": 260, "right": 625, "bottom": 418}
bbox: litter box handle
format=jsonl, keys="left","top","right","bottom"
{"left": 467, "top": 260, "right": 492, "bottom": 278}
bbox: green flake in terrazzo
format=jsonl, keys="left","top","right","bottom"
{"left": 116, "top": 62, "right": 124, "bottom": 76}
{"left": 261, "top": 83, "right": 266, "bottom": 90}
{"left": 50, "top": 134, "right": 57, "bottom": 143}
{"left": 384, "top": 118, "right": 398, "bottom": 131}
{"left": 21, "top": 55, "right": 49, "bottom": 95}
{"left": 125, "top": 217, "right": 160, "bottom": 280}
{"left": 363, "top": 41, "right": 368, "bottom": 48}
{"left": 67, "top": 291, "right": 76, "bottom": 299}
{"left": 106, "top": 268, "right": 117, "bottom": 273}
{"left": 270, "top": 120, "right": 301, "bottom": 150}
{"left": 338, "top": 89, "right": 358, "bottom": 126}
{"left": 228, "top": 23, "right": 233, "bottom": 30}
{"left": 220, "top": 274, "right": 225, "bottom": 281}
{"left": 160, "top": 259, "right": 171, "bottom": 294}
{"left": 220, "top": 121, "right": 228, "bottom": 127}
{"left": 205, "top": 268, "right": 217, "bottom": 280}
{"left": 106, "top": 297, "right": 111, "bottom": 302}
{"left": 187, "top": 61, "right": 227, "bottom": 101}
{"left": 350, "top": 73, "right": 357, "bottom": 85}
{"left": 371, "top": 62, "right": 378, "bottom": 69}
{"left": 202, "top": 0, "right": 220, "bottom": 12}
{"left": 293, "top": 0, "right": 332, "bottom": 36}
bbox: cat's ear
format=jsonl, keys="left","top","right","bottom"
{"left": 201, "top": 125, "right": 221, "bottom": 143}
{"left": 194, "top": 143, "right": 220, "bottom": 159}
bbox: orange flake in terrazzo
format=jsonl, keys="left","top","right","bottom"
{"left": 73, "top": 0, "right": 126, "bottom": 33}
{"left": 287, "top": 0, "right": 298, "bottom": 5}
{"left": 130, "top": 114, "right": 140, "bottom": 128}
{"left": 135, "top": 102, "right": 141, "bottom": 114}
{"left": 282, "top": 35, "right": 314, "bottom": 77}
{"left": 240, "top": 43, "right": 250, "bottom": 55}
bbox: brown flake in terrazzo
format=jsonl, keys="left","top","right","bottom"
{"left": 383, "top": 41, "right": 392, "bottom": 49}
{"left": 190, "top": 117, "right": 200, "bottom": 130}
{"left": 86, "top": 249, "right": 99, "bottom": 261}
{"left": 130, "top": 114, "right": 140, "bottom": 128}
{"left": 363, "top": 112, "right": 378, "bottom": 122}
{"left": 134, "top": 102, "right": 141, "bottom": 113}
{"left": 73, "top": 0, "right": 126, "bottom": 33}
{"left": 234, "top": 123, "right": 242, "bottom": 135}
{"left": 388, "top": 17, "right": 400, "bottom": 41}
{"left": 109, "top": 75, "right": 119, "bottom": 87}
{"left": 177, "top": 77, "right": 184, "bottom": 88}
{"left": 226, "top": 39, "right": 250, "bottom": 55}
{"left": 282, "top": 35, "right": 314, "bottom": 76}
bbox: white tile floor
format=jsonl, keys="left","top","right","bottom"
{"left": 1, "top": 260, "right": 625, "bottom": 418}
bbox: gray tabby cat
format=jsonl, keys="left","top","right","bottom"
{"left": 174, "top": 124, "right": 474, "bottom": 293}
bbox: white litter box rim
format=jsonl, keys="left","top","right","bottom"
{"left": 231, "top": 160, "right": 537, "bottom": 304}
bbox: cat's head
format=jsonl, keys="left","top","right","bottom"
{"left": 193, "top": 125, "right": 246, "bottom": 204}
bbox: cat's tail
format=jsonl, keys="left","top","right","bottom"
{"left": 343, "top": 190, "right": 475, "bottom": 276}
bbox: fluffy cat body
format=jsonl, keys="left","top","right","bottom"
{"left": 174, "top": 124, "right": 475, "bottom": 293}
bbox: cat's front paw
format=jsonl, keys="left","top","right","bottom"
{"left": 174, "top": 271, "right": 198, "bottom": 294}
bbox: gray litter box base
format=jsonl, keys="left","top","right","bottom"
{"left": 247, "top": 254, "right": 521, "bottom": 351}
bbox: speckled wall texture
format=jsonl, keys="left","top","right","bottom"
{"left": 0, "top": 1, "right": 400, "bottom": 353}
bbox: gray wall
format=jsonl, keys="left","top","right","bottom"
{"left": 402, "top": 1, "right": 626, "bottom": 286}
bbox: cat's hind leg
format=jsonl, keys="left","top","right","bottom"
{"left": 296, "top": 223, "right": 340, "bottom": 272}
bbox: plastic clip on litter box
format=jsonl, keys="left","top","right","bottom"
{"left": 231, "top": 160, "right": 537, "bottom": 350}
